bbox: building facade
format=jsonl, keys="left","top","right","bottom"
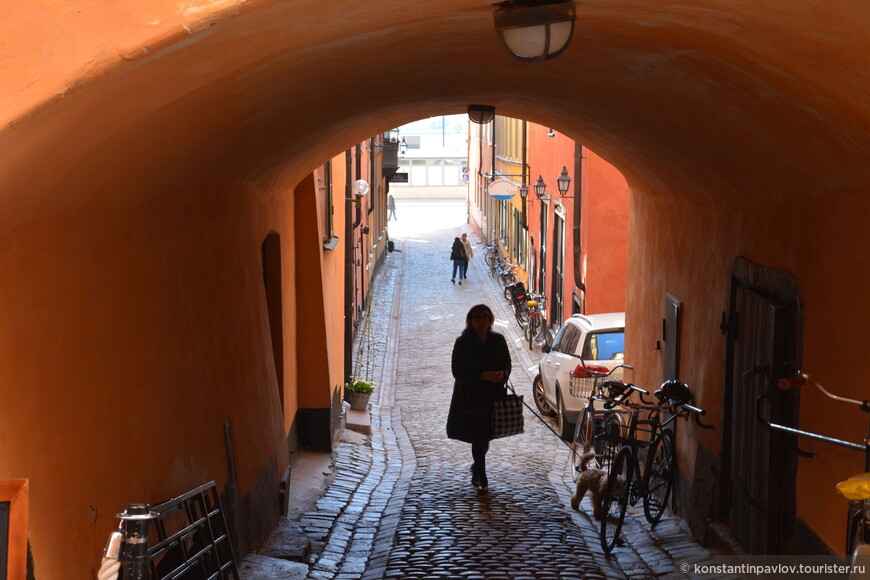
{"left": 467, "top": 116, "right": 630, "bottom": 335}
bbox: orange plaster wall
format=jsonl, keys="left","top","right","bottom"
{"left": 582, "top": 150, "right": 629, "bottom": 315}
{"left": 293, "top": 156, "right": 347, "bottom": 411}
{"left": 324, "top": 156, "right": 349, "bottom": 408}
{"left": 626, "top": 189, "right": 870, "bottom": 552}
{"left": 0, "top": 177, "right": 293, "bottom": 576}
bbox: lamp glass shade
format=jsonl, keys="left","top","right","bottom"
{"left": 387, "top": 128, "right": 399, "bottom": 143}
{"left": 501, "top": 21, "right": 572, "bottom": 60}
{"left": 519, "top": 184, "right": 529, "bottom": 199}
{"left": 494, "top": 1, "right": 576, "bottom": 62}
{"left": 534, "top": 175, "right": 547, "bottom": 198}
{"left": 353, "top": 179, "right": 370, "bottom": 196}
{"left": 557, "top": 166, "right": 571, "bottom": 195}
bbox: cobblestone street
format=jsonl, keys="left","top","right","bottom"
{"left": 297, "top": 199, "right": 724, "bottom": 580}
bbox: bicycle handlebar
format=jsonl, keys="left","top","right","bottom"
{"left": 756, "top": 392, "right": 866, "bottom": 455}
{"left": 779, "top": 372, "right": 869, "bottom": 412}
{"left": 602, "top": 381, "right": 713, "bottom": 429}
{"left": 625, "top": 381, "right": 647, "bottom": 395}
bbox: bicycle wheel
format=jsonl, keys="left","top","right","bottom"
{"left": 601, "top": 446, "right": 633, "bottom": 554}
{"left": 595, "top": 412, "right": 623, "bottom": 475}
{"left": 643, "top": 429, "right": 675, "bottom": 524}
{"left": 485, "top": 255, "right": 496, "bottom": 272}
{"left": 846, "top": 501, "right": 869, "bottom": 559}
{"left": 504, "top": 283, "right": 514, "bottom": 301}
{"left": 515, "top": 306, "right": 529, "bottom": 328}
{"left": 524, "top": 314, "right": 538, "bottom": 348}
{"left": 570, "top": 407, "right": 594, "bottom": 482}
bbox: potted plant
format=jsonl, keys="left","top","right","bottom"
{"left": 345, "top": 378, "right": 374, "bottom": 411}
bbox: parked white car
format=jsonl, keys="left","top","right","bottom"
{"left": 533, "top": 312, "right": 626, "bottom": 439}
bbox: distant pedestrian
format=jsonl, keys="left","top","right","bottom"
{"left": 460, "top": 233, "right": 473, "bottom": 280}
{"left": 446, "top": 304, "right": 512, "bottom": 493}
{"left": 450, "top": 237, "right": 467, "bottom": 284}
{"left": 387, "top": 194, "right": 397, "bottom": 220}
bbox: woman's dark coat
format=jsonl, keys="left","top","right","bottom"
{"left": 446, "top": 328, "right": 512, "bottom": 443}
{"left": 450, "top": 238, "right": 467, "bottom": 261}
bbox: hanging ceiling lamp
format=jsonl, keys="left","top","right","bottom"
{"left": 493, "top": 1, "right": 577, "bottom": 62}
{"left": 468, "top": 104, "right": 496, "bottom": 124}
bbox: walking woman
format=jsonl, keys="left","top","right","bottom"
{"left": 460, "top": 232, "right": 473, "bottom": 280}
{"left": 450, "top": 236, "right": 467, "bottom": 284}
{"left": 446, "top": 304, "right": 512, "bottom": 492}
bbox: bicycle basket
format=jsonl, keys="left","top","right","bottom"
{"left": 568, "top": 365, "right": 610, "bottom": 398}
{"left": 509, "top": 281, "right": 527, "bottom": 299}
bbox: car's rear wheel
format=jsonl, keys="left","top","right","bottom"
{"left": 533, "top": 374, "right": 555, "bottom": 416}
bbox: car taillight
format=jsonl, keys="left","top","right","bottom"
{"left": 572, "top": 364, "right": 610, "bottom": 378}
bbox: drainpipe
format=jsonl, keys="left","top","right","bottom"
{"left": 491, "top": 121, "right": 497, "bottom": 243}
{"left": 572, "top": 143, "right": 585, "bottom": 308}
{"left": 521, "top": 120, "right": 528, "bottom": 230}
{"left": 344, "top": 150, "right": 354, "bottom": 385}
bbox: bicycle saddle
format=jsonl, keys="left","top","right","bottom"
{"left": 603, "top": 380, "right": 628, "bottom": 398}
{"left": 837, "top": 473, "right": 870, "bottom": 501}
{"left": 655, "top": 380, "right": 692, "bottom": 404}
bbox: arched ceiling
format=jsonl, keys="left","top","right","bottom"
{"left": 1, "top": 0, "right": 867, "bottom": 226}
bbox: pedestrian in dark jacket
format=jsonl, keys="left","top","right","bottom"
{"left": 450, "top": 237, "right": 467, "bottom": 284}
{"left": 446, "top": 304, "right": 512, "bottom": 492}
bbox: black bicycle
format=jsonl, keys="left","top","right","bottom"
{"left": 505, "top": 280, "right": 530, "bottom": 327}
{"left": 599, "top": 380, "right": 709, "bottom": 553}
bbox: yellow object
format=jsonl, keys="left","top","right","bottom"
{"left": 527, "top": 300, "right": 538, "bottom": 307}
{"left": 836, "top": 473, "right": 870, "bottom": 501}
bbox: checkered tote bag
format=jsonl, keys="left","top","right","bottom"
{"left": 491, "top": 381, "right": 524, "bottom": 439}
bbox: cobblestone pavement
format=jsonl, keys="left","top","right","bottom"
{"left": 297, "top": 200, "right": 727, "bottom": 580}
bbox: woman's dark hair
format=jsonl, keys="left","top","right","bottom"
{"left": 465, "top": 304, "right": 495, "bottom": 328}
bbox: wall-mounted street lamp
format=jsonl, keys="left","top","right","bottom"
{"left": 386, "top": 128, "right": 400, "bottom": 143}
{"left": 533, "top": 175, "right": 548, "bottom": 200}
{"left": 352, "top": 179, "right": 369, "bottom": 197}
{"left": 398, "top": 138, "right": 408, "bottom": 156}
{"left": 556, "top": 166, "right": 572, "bottom": 196}
{"left": 468, "top": 104, "right": 496, "bottom": 124}
{"left": 493, "top": 1, "right": 577, "bottom": 62}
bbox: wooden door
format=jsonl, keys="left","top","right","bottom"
{"left": 727, "top": 282, "right": 800, "bottom": 554}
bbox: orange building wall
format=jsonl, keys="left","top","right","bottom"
{"left": 0, "top": 175, "right": 303, "bottom": 575}
{"left": 626, "top": 189, "right": 870, "bottom": 552}
{"left": 526, "top": 126, "right": 629, "bottom": 320}
{"left": 582, "top": 151, "right": 629, "bottom": 315}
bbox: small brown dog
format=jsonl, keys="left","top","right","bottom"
{"left": 570, "top": 451, "right": 620, "bottom": 520}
